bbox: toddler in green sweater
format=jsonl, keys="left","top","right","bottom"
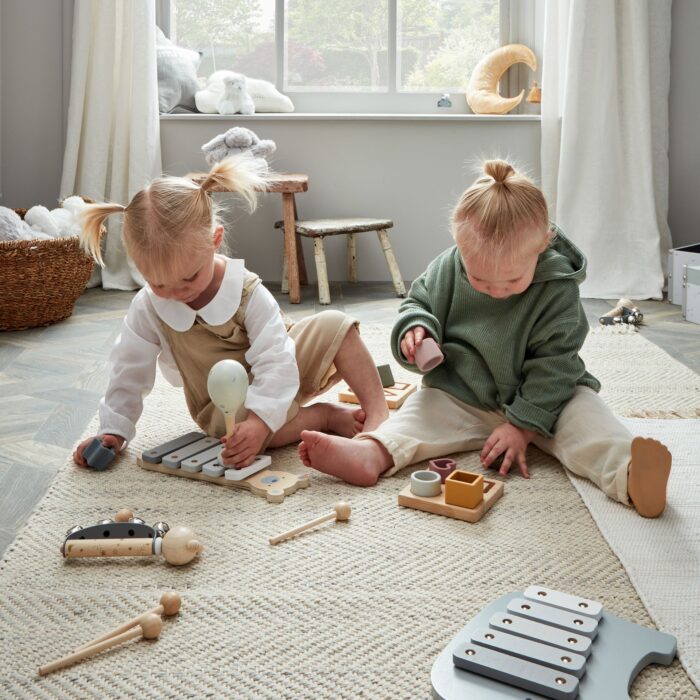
{"left": 299, "top": 160, "right": 672, "bottom": 517}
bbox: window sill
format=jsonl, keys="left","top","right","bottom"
{"left": 160, "top": 112, "right": 540, "bottom": 122}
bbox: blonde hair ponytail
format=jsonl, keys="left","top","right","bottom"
{"left": 79, "top": 202, "right": 125, "bottom": 267}
{"left": 452, "top": 159, "right": 549, "bottom": 263}
{"left": 199, "top": 153, "right": 271, "bottom": 212}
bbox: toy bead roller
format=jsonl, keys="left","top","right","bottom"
{"left": 38, "top": 613, "right": 162, "bottom": 676}
{"left": 75, "top": 592, "right": 182, "bottom": 651}
{"left": 207, "top": 359, "right": 249, "bottom": 439}
{"left": 61, "top": 509, "right": 203, "bottom": 566}
{"left": 269, "top": 501, "right": 351, "bottom": 545}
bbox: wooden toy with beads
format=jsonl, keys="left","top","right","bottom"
{"left": 61, "top": 509, "right": 203, "bottom": 566}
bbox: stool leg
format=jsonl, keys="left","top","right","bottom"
{"left": 376, "top": 229, "right": 406, "bottom": 297}
{"left": 282, "top": 193, "right": 301, "bottom": 303}
{"left": 313, "top": 237, "right": 331, "bottom": 305}
{"left": 347, "top": 233, "right": 357, "bottom": 283}
{"left": 281, "top": 249, "right": 289, "bottom": 294}
{"left": 293, "top": 198, "right": 309, "bottom": 286}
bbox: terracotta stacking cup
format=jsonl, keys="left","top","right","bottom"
{"left": 415, "top": 338, "right": 444, "bottom": 372}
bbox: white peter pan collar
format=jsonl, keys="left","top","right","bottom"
{"left": 147, "top": 256, "right": 245, "bottom": 332}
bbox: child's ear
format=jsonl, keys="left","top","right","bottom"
{"left": 213, "top": 225, "right": 225, "bottom": 249}
{"left": 540, "top": 227, "right": 553, "bottom": 252}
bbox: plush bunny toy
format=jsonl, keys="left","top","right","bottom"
{"left": 218, "top": 73, "right": 255, "bottom": 115}
{"left": 201, "top": 127, "right": 276, "bottom": 165}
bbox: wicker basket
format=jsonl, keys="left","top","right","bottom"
{"left": 0, "top": 207, "right": 95, "bottom": 331}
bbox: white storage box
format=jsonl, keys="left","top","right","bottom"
{"left": 683, "top": 265, "right": 700, "bottom": 324}
{"left": 668, "top": 243, "right": 700, "bottom": 304}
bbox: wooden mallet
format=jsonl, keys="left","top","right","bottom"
{"left": 38, "top": 613, "right": 162, "bottom": 676}
{"left": 269, "top": 502, "right": 352, "bottom": 545}
{"left": 74, "top": 592, "right": 181, "bottom": 652}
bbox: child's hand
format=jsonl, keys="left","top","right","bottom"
{"left": 73, "top": 434, "right": 125, "bottom": 467}
{"left": 401, "top": 326, "right": 429, "bottom": 364}
{"left": 480, "top": 423, "right": 537, "bottom": 478}
{"left": 220, "top": 413, "right": 271, "bottom": 468}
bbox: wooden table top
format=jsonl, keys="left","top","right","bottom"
{"left": 191, "top": 172, "right": 309, "bottom": 194}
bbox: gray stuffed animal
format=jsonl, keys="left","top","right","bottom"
{"left": 201, "top": 127, "right": 276, "bottom": 165}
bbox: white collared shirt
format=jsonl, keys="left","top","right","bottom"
{"left": 98, "top": 256, "right": 299, "bottom": 443}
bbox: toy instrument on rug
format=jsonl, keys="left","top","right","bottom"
{"left": 431, "top": 585, "right": 677, "bottom": 699}
{"left": 61, "top": 509, "right": 203, "bottom": 566}
{"left": 137, "top": 432, "right": 310, "bottom": 503}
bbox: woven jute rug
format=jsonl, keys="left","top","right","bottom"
{"left": 1, "top": 326, "right": 699, "bottom": 699}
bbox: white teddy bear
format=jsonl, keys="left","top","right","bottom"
{"left": 217, "top": 73, "right": 255, "bottom": 115}
{"left": 196, "top": 70, "right": 294, "bottom": 114}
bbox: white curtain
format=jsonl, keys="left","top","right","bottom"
{"left": 61, "top": 1, "right": 161, "bottom": 290}
{"left": 541, "top": 0, "right": 672, "bottom": 299}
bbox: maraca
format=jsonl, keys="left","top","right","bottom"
{"left": 207, "top": 359, "right": 249, "bottom": 438}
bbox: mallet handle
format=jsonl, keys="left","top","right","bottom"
{"left": 39, "top": 626, "right": 142, "bottom": 676}
{"left": 74, "top": 606, "right": 163, "bottom": 651}
{"left": 63, "top": 539, "right": 154, "bottom": 559}
{"left": 224, "top": 414, "right": 236, "bottom": 439}
{"left": 269, "top": 511, "right": 335, "bottom": 545}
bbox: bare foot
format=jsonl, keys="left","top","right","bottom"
{"left": 628, "top": 437, "right": 672, "bottom": 518}
{"left": 362, "top": 407, "right": 390, "bottom": 433}
{"left": 324, "top": 404, "right": 366, "bottom": 437}
{"left": 298, "top": 430, "right": 393, "bottom": 486}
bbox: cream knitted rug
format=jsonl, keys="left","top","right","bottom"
{"left": 1, "top": 327, "right": 699, "bottom": 699}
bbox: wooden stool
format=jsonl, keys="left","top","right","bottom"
{"left": 274, "top": 218, "right": 406, "bottom": 305}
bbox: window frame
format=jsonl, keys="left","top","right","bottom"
{"left": 157, "top": 0, "right": 542, "bottom": 115}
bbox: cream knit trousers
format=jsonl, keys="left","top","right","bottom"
{"left": 359, "top": 386, "right": 632, "bottom": 504}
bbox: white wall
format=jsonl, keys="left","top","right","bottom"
{"left": 161, "top": 116, "right": 540, "bottom": 282}
{"left": 669, "top": 0, "right": 700, "bottom": 248}
{"left": 0, "top": 0, "right": 66, "bottom": 208}
{"left": 1, "top": 0, "right": 698, "bottom": 273}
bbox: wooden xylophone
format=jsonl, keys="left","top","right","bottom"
{"left": 137, "top": 431, "right": 310, "bottom": 503}
{"left": 431, "top": 585, "right": 676, "bottom": 699}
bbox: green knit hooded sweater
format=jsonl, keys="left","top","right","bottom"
{"left": 391, "top": 228, "right": 600, "bottom": 437}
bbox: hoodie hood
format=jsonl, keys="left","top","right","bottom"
{"left": 532, "top": 225, "right": 587, "bottom": 284}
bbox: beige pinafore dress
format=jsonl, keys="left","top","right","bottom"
{"left": 160, "top": 271, "right": 358, "bottom": 438}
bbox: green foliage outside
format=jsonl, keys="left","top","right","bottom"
{"left": 173, "top": 0, "right": 499, "bottom": 91}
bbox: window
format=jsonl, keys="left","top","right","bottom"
{"left": 161, "top": 0, "right": 538, "bottom": 114}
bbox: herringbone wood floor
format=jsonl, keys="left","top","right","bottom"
{"left": 1, "top": 283, "right": 698, "bottom": 556}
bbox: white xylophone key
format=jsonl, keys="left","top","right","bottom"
{"left": 224, "top": 454, "right": 272, "bottom": 481}
{"left": 453, "top": 643, "right": 579, "bottom": 700}
{"left": 507, "top": 598, "right": 599, "bottom": 638}
{"left": 471, "top": 627, "right": 587, "bottom": 677}
{"left": 524, "top": 585, "right": 603, "bottom": 620}
{"left": 488, "top": 613, "right": 592, "bottom": 657}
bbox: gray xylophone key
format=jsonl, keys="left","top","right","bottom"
{"left": 202, "top": 463, "right": 225, "bottom": 477}
{"left": 181, "top": 444, "right": 223, "bottom": 473}
{"left": 471, "top": 627, "right": 587, "bottom": 677}
{"left": 161, "top": 437, "right": 220, "bottom": 468}
{"left": 523, "top": 585, "right": 603, "bottom": 620}
{"left": 507, "top": 598, "right": 599, "bottom": 638}
{"left": 488, "top": 612, "right": 592, "bottom": 657}
{"left": 453, "top": 643, "right": 579, "bottom": 700}
{"left": 141, "top": 432, "right": 205, "bottom": 463}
